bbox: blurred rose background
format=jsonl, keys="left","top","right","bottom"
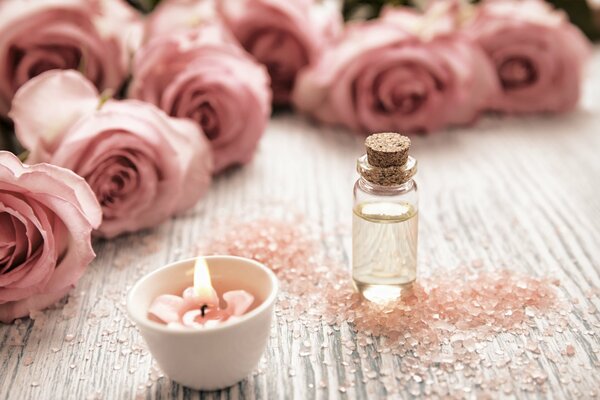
{"left": 341, "top": 0, "right": 600, "bottom": 39}
{"left": 126, "top": 0, "right": 600, "bottom": 39}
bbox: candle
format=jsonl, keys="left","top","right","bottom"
{"left": 127, "top": 255, "right": 278, "bottom": 390}
{"left": 148, "top": 257, "right": 255, "bottom": 328}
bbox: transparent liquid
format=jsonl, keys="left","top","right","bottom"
{"left": 352, "top": 201, "right": 418, "bottom": 302}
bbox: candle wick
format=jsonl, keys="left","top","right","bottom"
{"left": 201, "top": 304, "right": 208, "bottom": 318}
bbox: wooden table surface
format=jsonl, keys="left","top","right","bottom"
{"left": 2, "top": 50, "right": 600, "bottom": 399}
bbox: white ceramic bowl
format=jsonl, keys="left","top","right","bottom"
{"left": 127, "top": 256, "right": 278, "bottom": 390}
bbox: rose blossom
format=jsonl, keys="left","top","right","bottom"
{"left": 129, "top": 24, "right": 271, "bottom": 172}
{"left": 292, "top": 12, "right": 498, "bottom": 133}
{"left": 0, "top": 0, "right": 141, "bottom": 116}
{"left": 217, "top": 0, "right": 342, "bottom": 105}
{"left": 0, "top": 151, "right": 101, "bottom": 323}
{"left": 464, "top": 0, "right": 591, "bottom": 113}
{"left": 144, "top": 0, "right": 217, "bottom": 42}
{"left": 10, "top": 70, "right": 212, "bottom": 238}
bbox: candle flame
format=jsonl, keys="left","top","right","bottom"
{"left": 193, "top": 257, "right": 215, "bottom": 301}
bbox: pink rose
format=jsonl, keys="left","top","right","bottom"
{"left": 10, "top": 70, "right": 212, "bottom": 238}
{"left": 465, "top": 0, "right": 591, "bottom": 113}
{"left": 129, "top": 24, "right": 271, "bottom": 172}
{"left": 217, "top": 0, "right": 342, "bottom": 105}
{"left": 0, "top": 0, "right": 141, "bottom": 116}
{"left": 292, "top": 15, "right": 498, "bottom": 133}
{"left": 144, "top": 0, "right": 217, "bottom": 42}
{"left": 0, "top": 151, "right": 101, "bottom": 323}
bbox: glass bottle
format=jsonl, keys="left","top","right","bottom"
{"left": 352, "top": 133, "right": 418, "bottom": 303}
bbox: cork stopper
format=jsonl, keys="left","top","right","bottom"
{"left": 358, "top": 132, "right": 416, "bottom": 186}
{"left": 365, "top": 132, "right": 410, "bottom": 168}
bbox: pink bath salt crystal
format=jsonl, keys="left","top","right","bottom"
{"left": 195, "top": 213, "right": 575, "bottom": 394}
{"left": 148, "top": 294, "right": 185, "bottom": 324}
{"left": 565, "top": 344, "right": 576, "bottom": 357}
{"left": 223, "top": 290, "right": 255, "bottom": 316}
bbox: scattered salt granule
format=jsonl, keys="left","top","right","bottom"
{"left": 29, "top": 310, "right": 47, "bottom": 324}
{"left": 199, "top": 214, "right": 576, "bottom": 396}
{"left": 61, "top": 291, "right": 82, "bottom": 319}
{"left": 7, "top": 326, "right": 25, "bottom": 346}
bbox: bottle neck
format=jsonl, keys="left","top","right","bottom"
{"left": 358, "top": 176, "right": 415, "bottom": 195}
{"left": 356, "top": 154, "right": 417, "bottom": 187}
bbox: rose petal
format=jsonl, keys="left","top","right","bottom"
{"left": 0, "top": 285, "right": 71, "bottom": 324}
{"left": 181, "top": 285, "right": 219, "bottom": 307}
{"left": 223, "top": 290, "right": 255, "bottom": 316}
{"left": 181, "top": 309, "right": 202, "bottom": 327}
{"left": 148, "top": 294, "right": 185, "bottom": 324}
{"left": 144, "top": 0, "right": 217, "bottom": 42}
{"left": 0, "top": 196, "right": 53, "bottom": 293}
{"left": 9, "top": 70, "right": 99, "bottom": 162}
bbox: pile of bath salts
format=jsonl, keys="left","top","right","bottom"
{"left": 199, "top": 216, "right": 575, "bottom": 395}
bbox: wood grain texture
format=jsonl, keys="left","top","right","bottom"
{"left": 1, "top": 50, "right": 600, "bottom": 400}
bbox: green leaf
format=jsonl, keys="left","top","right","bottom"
{"left": 97, "top": 89, "right": 114, "bottom": 110}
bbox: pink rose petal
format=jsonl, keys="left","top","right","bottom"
{"left": 148, "top": 294, "right": 185, "bottom": 324}
{"left": 181, "top": 309, "right": 202, "bottom": 327}
{"left": 223, "top": 290, "right": 254, "bottom": 316}
{"left": 9, "top": 70, "right": 99, "bottom": 163}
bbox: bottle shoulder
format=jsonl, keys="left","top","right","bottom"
{"left": 354, "top": 178, "right": 419, "bottom": 209}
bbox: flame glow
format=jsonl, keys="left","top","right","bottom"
{"left": 193, "top": 257, "right": 214, "bottom": 300}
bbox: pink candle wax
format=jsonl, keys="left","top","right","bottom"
{"left": 147, "top": 258, "right": 255, "bottom": 329}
